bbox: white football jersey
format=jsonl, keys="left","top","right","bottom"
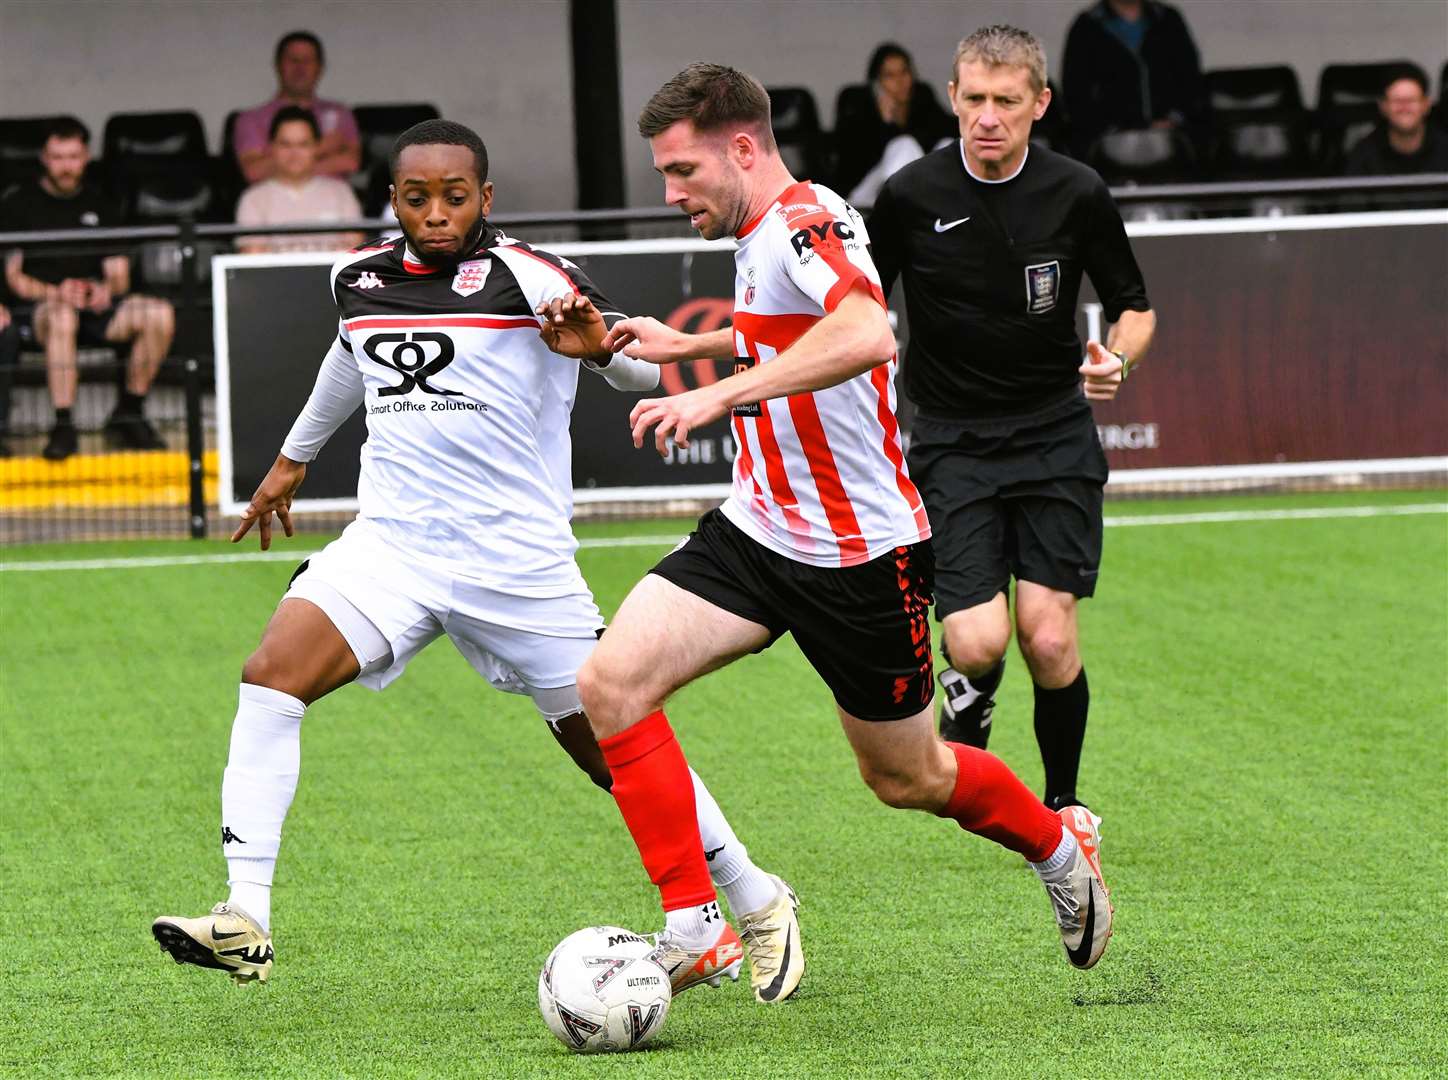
{"left": 281, "top": 231, "right": 624, "bottom": 596}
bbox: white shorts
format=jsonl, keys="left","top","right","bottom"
{"left": 284, "top": 520, "right": 603, "bottom": 723}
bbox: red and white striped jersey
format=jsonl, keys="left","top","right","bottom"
{"left": 723, "top": 181, "right": 929, "bottom": 567}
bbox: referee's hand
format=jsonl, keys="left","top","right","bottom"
{"left": 1080, "top": 341, "right": 1125, "bottom": 402}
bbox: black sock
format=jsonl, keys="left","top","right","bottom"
{"left": 54, "top": 407, "right": 74, "bottom": 428}
{"left": 1033, "top": 667, "right": 1089, "bottom": 805}
{"left": 117, "top": 390, "right": 145, "bottom": 415}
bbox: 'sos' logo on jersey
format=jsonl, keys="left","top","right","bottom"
{"left": 364, "top": 332, "right": 461, "bottom": 396}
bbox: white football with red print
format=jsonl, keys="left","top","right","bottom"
{"left": 538, "top": 925, "right": 672, "bottom": 1054}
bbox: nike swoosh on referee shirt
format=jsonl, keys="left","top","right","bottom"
{"left": 934, "top": 216, "right": 970, "bottom": 232}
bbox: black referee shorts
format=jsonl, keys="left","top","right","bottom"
{"left": 649, "top": 508, "right": 935, "bottom": 721}
{"left": 907, "top": 403, "right": 1107, "bottom": 618}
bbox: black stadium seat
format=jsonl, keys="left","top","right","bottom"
{"left": 102, "top": 111, "right": 218, "bottom": 223}
{"left": 765, "top": 87, "right": 830, "bottom": 181}
{"left": 1087, "top": 127, "right": 1197, "bottom": 186}
{"left": 1204, "top": 67, "right": 1311, "bottom": 180}
{"left": 1315, "top": 61, "right": 1415, "bottom": 172}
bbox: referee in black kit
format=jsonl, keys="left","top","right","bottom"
{"left": 869, "top": 24, "right": 1156, "bottom": 813}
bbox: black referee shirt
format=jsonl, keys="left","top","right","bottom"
{"left": 869, "top": 142, "right": 1149, "bottom": 422}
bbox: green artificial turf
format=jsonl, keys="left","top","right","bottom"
{"left": 2, "top": 492, "right": 1445, "bottom": 1077}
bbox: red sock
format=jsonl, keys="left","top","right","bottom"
{"left": 598, "top": 710, "right": 716, "bottom": 912}
{"left": 940, "top": 742, "right": 1061, "bottom": 861}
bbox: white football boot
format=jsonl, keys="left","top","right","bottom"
{"left": 152, "top": 902, "right": 273, "bottom": 985}
{"left": 1039, "top": 806, "right": 1113, "bottom": 969}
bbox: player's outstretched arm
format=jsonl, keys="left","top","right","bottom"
{"left": 628, "top": 284, "right": 892, "bottom": 456}
{"left": 232, "top": 455, "right": 307, "bottom": 549}
{"left": 602, "top": 318, "right": 733, "bottom": 364}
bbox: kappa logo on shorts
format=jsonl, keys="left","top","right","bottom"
{"left": 1025, "top": 261, "right": 1060, "bottom": 314}
{"left": 451, "top": 258, "right": 491, "bottom": 297}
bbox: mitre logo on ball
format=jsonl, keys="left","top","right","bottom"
{"left": 452, "top": 258, "right": 491, "bottom": 297}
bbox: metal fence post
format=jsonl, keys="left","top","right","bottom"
{"left": 184, "top": 357, "right": 206, "bottom": 539}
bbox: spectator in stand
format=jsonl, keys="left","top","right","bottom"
{"left": 236, "top": 108, "right": 364, "bottom": 254}
{"left": 0, "top": 302, "right": 16, "bottom": 458}
{"left": 1343, "top": 65, "right": 1448, "bottom": 176}
{"left": 1062, "top": 0, "right": 1205, "bottom": 159}
{"left": 233, "top": 31, "right": 361, "bottom": 185}
{"left": 834, "top": 43, "right": 956, "bottom": 205}
{"left": 0, "top": 118, "right": 174, "bottom": 461}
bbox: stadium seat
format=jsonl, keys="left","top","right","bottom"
{"left": 1314, "top": 61, "right": 1414, "bottom": 172}
{"left": 102, "top": 111, "right": 217, "bottom": 222}
{"left": 1204, "top": 67, "right": 1311, "bottom": 180}
{"left": 765, "top": 87, "right": 830, "bottom": 181}
{"left": 1087, "top": 127, "right": 1197, "bottom": 185}
{"left": 353, "top": 103, "right": 440, "bottom": 174}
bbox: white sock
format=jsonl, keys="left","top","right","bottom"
{"left": 221, "top": 683, "right": 304, "bottom": 933}
{"left": 664, "top": 900, "right": 724, "bottom": 948}
{"left": 1029, "top": 826, "right": 1078, "bottom": 883}
{"left": 689, "top": 768, "right": 778, "bottom": 917}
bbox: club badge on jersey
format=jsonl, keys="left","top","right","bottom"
{"left": 452, "top": 257, "right": 492, "bottom": 297}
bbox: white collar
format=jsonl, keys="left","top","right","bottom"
{"left": 960, "top": 140, "right": 1029, "bottom": 184}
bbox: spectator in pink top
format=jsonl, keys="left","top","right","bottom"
{"left": 233, "top": 31, "right": 361, "bottom": 184}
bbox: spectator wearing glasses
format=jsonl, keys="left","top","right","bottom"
{"left": 233, "top": 31, "right": 362, "bottom": 185}
{"left": 1343, "top": 65, "right": 1448, "bottom": 176}
{"left": 236, "top": 108, "right": 364, "bottom": 254}
{"left": 0, "top": 118, "right": 174, "bottom": 461}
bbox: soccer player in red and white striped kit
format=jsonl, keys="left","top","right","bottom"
{"left": 583, "top": 64, "right": 1114, "bottom": 992}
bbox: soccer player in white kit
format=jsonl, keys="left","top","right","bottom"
{"left": 576, "top": 65, "right": 1113, "bottom": 987}
{"left": 151, "top": 121, "right": 802, "bottom": 1001}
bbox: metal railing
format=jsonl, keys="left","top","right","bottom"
{"left": 1, "top": 172, "right": 1444, "bottom": 542}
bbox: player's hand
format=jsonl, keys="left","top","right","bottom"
{"left": 536, "top": 294, "right": 607, "bottom": 358}
{"left": 602, "top": 316, "right": 687, "bottom": 363}
{"left": 629, "top": 386, "right": 728, "bottom": 456}
{"left": 232, "top": 455, "right": 307, "bottom": 549}
{"left": 1080, "top": 341, "right": 1126, "bottom": 401}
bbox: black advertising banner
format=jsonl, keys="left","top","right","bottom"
{"left": 219, "top": 217, "right": 1446, "bottom": 508}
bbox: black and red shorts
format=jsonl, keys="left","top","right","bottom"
{"left": 649, "top": 508, "right": 935, "bottom": 721}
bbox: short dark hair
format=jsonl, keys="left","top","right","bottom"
{"left": 269, "top": 106, "right": 320, "bottom": 143}
{"left": 46, "top": 116, "right": 90, "bottom": 146}
{"left": 1382, "top": 63, "right": 1429, "bottom": 97}
{"left": 868, "top": 43, "right": 912, "bottom": 83}
{"left": 389, "top": 119, "right": 489, "bottom": 184}
{"left": 275, "top": 30, "right": 324, "bottom": 67}
{"left": 637, "top": 63, "right": 776, "bottom": 150}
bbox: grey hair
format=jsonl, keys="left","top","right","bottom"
{"left": 953, "top": 25, "right": 1047, "bottom": 95}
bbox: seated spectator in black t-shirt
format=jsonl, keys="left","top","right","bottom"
{"left": 0, "top": 301, "right": 17, "bottom": 457}
{"left": 0, "top": 118, "right": 175, "bottom": 460}
{"left": 1062, "top": 0, "right": 1206, "bottom": 159}
{"left": 1344, "top": 65, "right": 1448, "bottom": 176}
{"left": 834, "top": 43, "right": 956, "bottom": 204}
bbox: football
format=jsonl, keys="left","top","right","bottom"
{"left": 538, "top": 926, "right": 672, "bottom": 1054}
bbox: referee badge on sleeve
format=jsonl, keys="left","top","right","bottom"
{"left": 1024, "top": 261, "right": 1060, "bottom": 314}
